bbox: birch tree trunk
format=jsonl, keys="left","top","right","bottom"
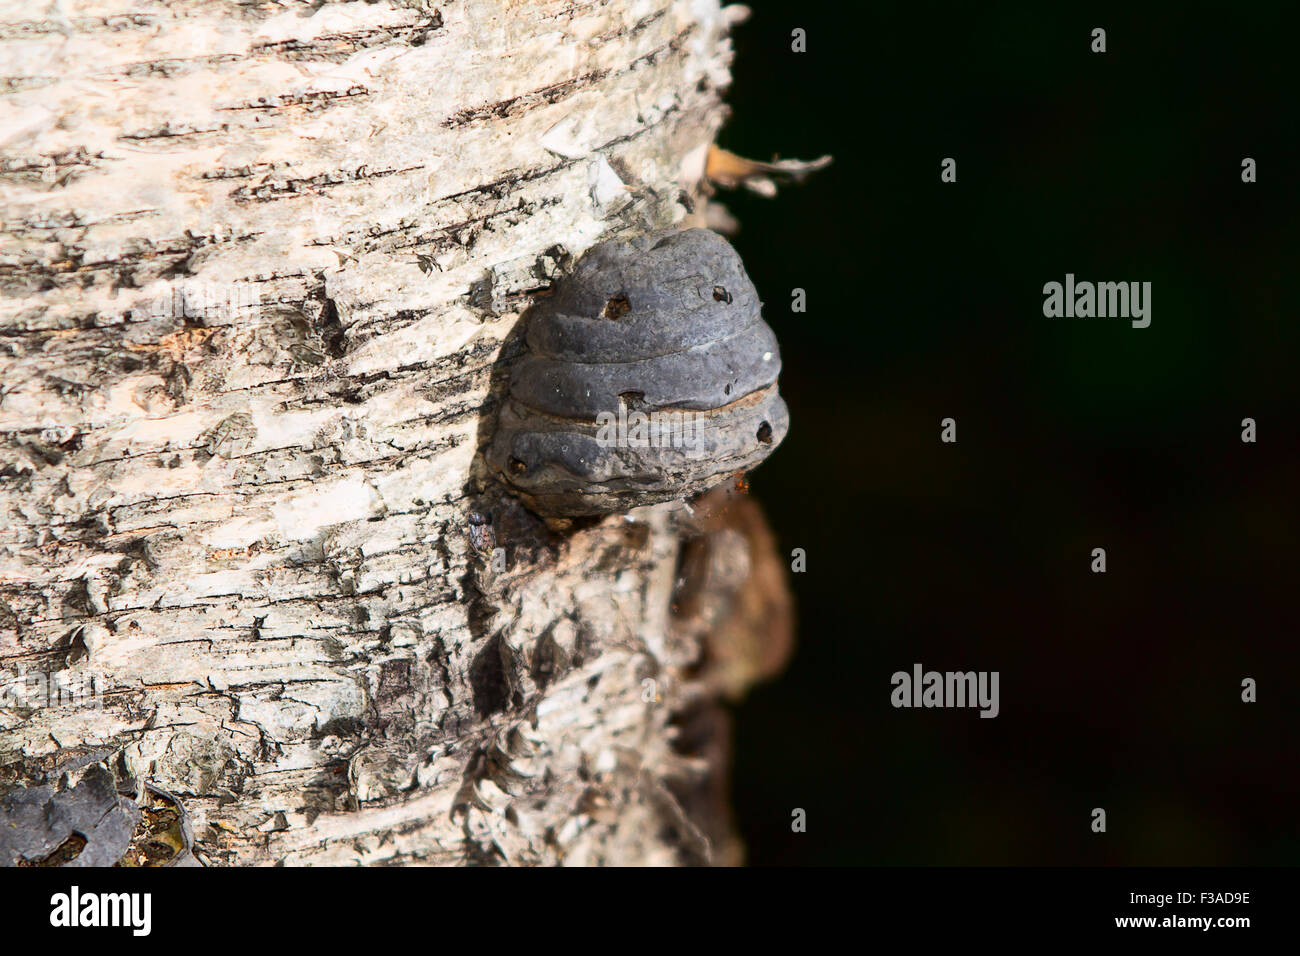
{"left": 0, "top": 0, "right": 790, "bottom": 866}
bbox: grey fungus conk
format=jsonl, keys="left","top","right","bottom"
{"left": 487, "top": 228, "right": 789, "bottom": 517}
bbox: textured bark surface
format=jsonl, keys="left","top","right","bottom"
{"left": 0, "top": 0, "right": 790, "bottom": 865}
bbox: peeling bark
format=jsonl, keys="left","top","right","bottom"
{"left": 0, "top": 0, "right": 788, "bottom": 866}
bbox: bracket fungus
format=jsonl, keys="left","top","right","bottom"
{"left": 487, "top": 228, "right": 789, "bottom": 517}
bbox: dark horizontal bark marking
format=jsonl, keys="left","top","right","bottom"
{"left": 119, "top": 123, "right": 230, "bottom": 142}
{"left": 250, "top": 15, "right": 444, "bottom": 62}
{"left": 118, "top": 53, "right": 241, "bottom": 79}
{"left": 110, "top": 22, "right": 436, "bottom": 81}
{"left": 0, "top": 75, "right": 58, "bottom": 95}
{"left": 627, "top": 24, "right": 696, "bottom": 70}
{"left": 200, "top": 163, "right": 278, "bottom": 182}
{"left": 2, "top": 207, "right": 157, "bottom": 232}
{"left": 590, "top": 7, "right": 671, "bottom": 43}
{"left": 0, "top": 15, "right": 157, "bottom": 40}
{"left": 435, "top": 160, "right": 574, "bottom": 205}
{"left": 217, "top": 85, "right": 369, "bottom": 112}
{"left": 442, "top": 22, "right": 697, "bottom": 129}
{"left": 230, "top": 164, "right": 425, "bottom": 203}
{"left": 0, "top": 147, "right": 106, "bottom": 187}
{"left": 441, "top": 71, "right": 609, "bottom": 128}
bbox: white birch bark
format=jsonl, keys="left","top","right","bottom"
{"left": 0, "top": 0, "right": 788, "bottom": 866}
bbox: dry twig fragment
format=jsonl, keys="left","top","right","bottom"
{"left": 706, "top": 146, "right": 833, "bottom": 197}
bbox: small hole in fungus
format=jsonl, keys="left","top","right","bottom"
{"left": 602, "top": 295, "right": 631, "bottom": 319}
{"left": 508, "top": 457, "right": 528, "bottom": 476}
{"left": 712, "top": 286, "right": 731, "bottom": 303}
{"left": 756, "top": 422, "right": 773, "bottom": 444}
{"left": 724, "top": 384, "right": 732, "bottom": 396}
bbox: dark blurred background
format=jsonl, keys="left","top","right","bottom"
{"left": 718, "top": 2, "right": 1300, "bottom": 865}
